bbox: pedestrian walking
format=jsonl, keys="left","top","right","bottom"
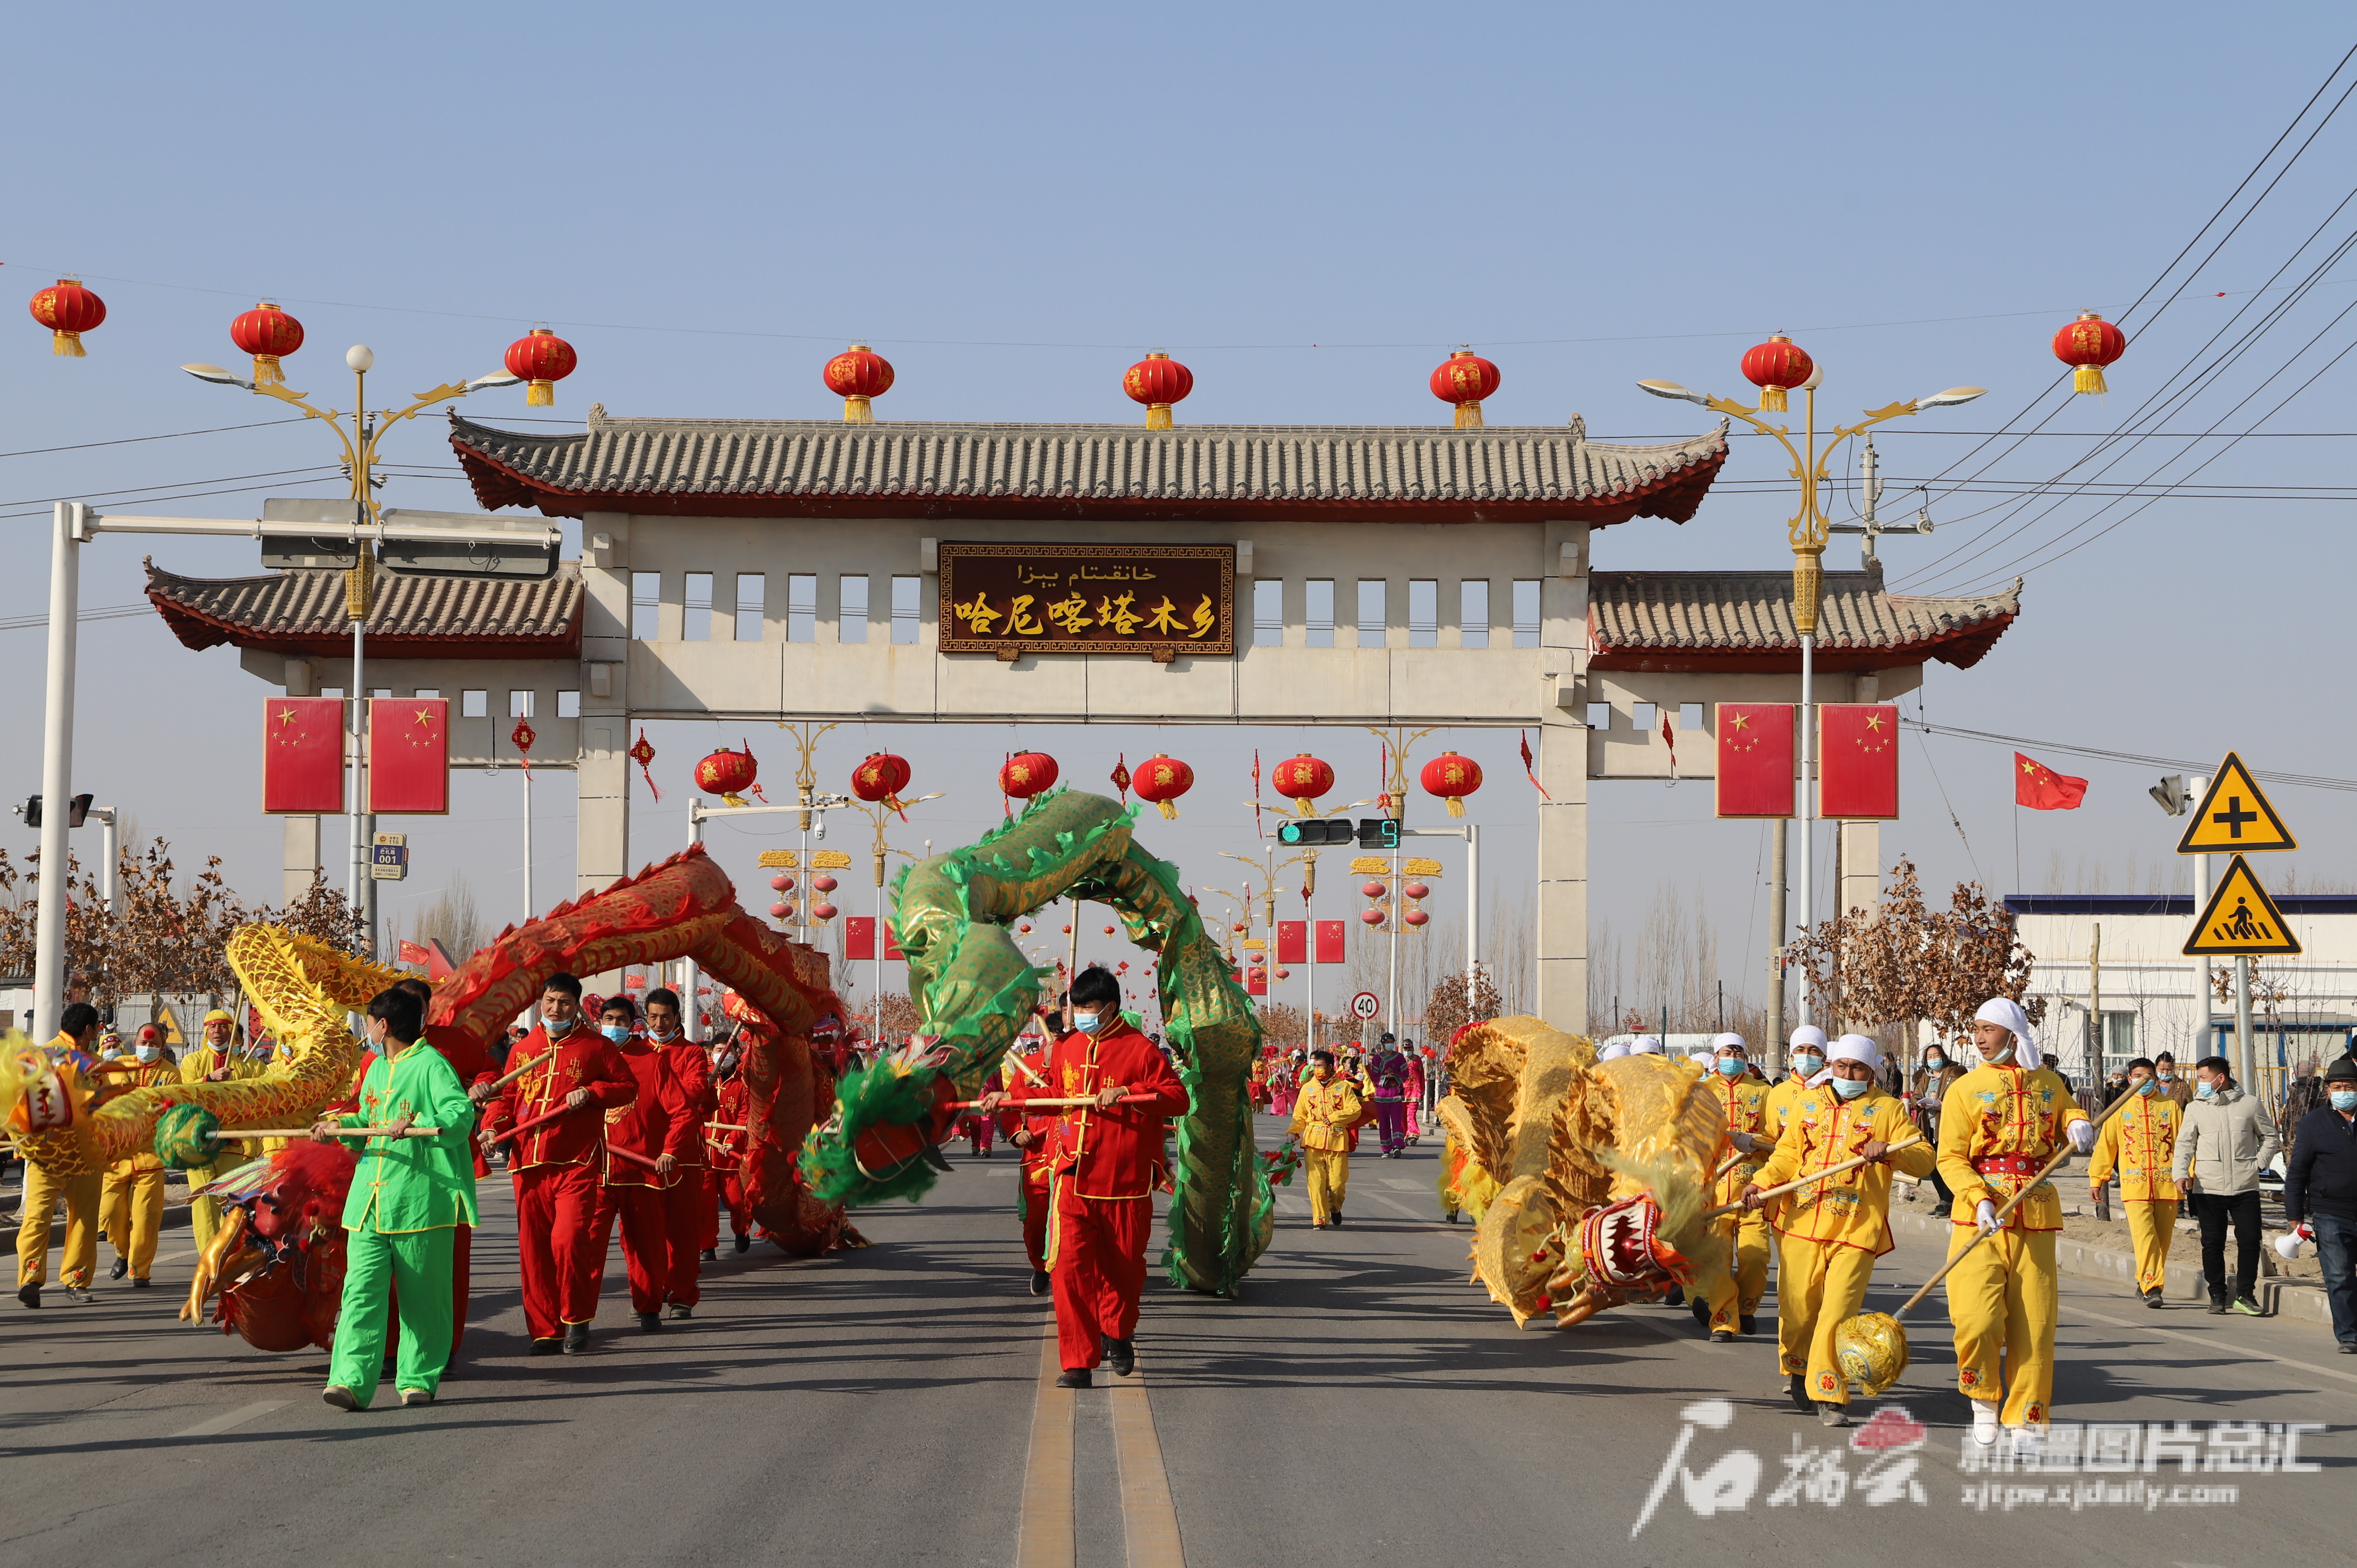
{"left": 2282, "top": 1058, "right": 2357, "bottom": 1352}
{"left": 2173, "top": 1054, "right": 2281, "bottom": 1317}
{"left": 1367, "top": 1035, "right": 1411, "bottom": 1157}
{"left": 1911, "top": 1041, "right": 1965, "bottom": 1209}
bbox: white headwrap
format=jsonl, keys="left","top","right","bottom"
{"left": 1685, "top": 1049, "right": 1714, "bottom": 1065}
{"left": 1599, "top": 1041, "right": 1631, "bottom": 1061}
{"left": 1974, "top": 997, "right": 2036, "bottom": 1055}
{"left": 1810, "top": 1032, "right": 1884, "bottom": 1088}
{"left": 1711, "top": 1031, "right": 1747, "bottom": 1054}
{"left": 1788, "top": 1024, "right": 1829, "bottom": 1054}
{"left": 1627, "top": 1035, "right": 1664, "bottom": 1056}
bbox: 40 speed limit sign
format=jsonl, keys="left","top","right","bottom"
{"left": 1349, "top": 991, "right": 1381, "bottom": 1020}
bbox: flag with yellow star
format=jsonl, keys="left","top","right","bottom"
{"left": 1713, "top": 702, "right": 1795, "bottom": 818}
{"left": 366, "top": 697, "right": 449, "bottom": 815}
{"left": 1818, "top": 702, "right": 1900, "bottom": 819}
{"left": 262, "top": 696, "right": 346, "bottom": 813}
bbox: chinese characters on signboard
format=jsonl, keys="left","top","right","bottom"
{"left": 937, "top": 542, "right": 1234, "bottom": 661}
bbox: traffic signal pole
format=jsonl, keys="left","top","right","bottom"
{"left": 33, "top": 503, "right": 83, "bottom": 1034}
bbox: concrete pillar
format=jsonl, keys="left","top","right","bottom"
{"left": 577, "top": 512, "right": 632, "bottom": 897}
{"left": 1534, "top": 523, "right": 1590, "bottom": 1033}
{"left": 1839, "top": 820, "right": 1881, "bottom": 918}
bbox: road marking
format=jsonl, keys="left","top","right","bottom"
{"left": 1109, "top": 1372, "right": 1185, "bottom": 1568}
{"left": 2063, "top": 1300, "right": 2357, "bottom": 1387}
{"left": 1364, "top": 1193, "right": 1433, "bottom": 1222}
{"left": 1015, "top": 1327, "right": 1074, "bottom": 1568}
{"left": 172, "top": 1400, "right": 283, "bottom": 1438}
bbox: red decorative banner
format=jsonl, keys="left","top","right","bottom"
{"left": 368, "top": 697, "right": 448, "bottom": 815}
{"left": 1314, "top": 919, "right": 1347, "bottom": 965}
{"left": 1818, "top": 704, "right": 1900, "bottom": 820}
{"left": 844, "top": 915, "right": 875, "bottom": 962}
{"left": 1715, "top": 703, "right": 1796, "bottom": 819}
{"left": 262, "top": 697, "right": 344, "bottom": 814}
{"left": 1275, "top": 919, "right": 1307, "bottom": 966}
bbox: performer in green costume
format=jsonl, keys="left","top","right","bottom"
{"left": 314, "top": 986, "right": 478, "bottom": 1412}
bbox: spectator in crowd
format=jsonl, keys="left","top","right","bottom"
{"left": 1910, "top": 1041, "right": 1967, "bottom": 1208}
{"left": 2283, "top": 1058, "right": 2357, "bottom": 1353}
{"left": 2281, "top": 1057, "right": 2327, "bottom": 1143}
{"left": 2173, "top": 1054, "right": 2282, "bottom": 1316}
{"left": 2154, "top": 1051, "right": 2194, "bottom": 1109}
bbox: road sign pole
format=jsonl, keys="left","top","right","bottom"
{"left": 33, "top": 502, "right": 82, "bottom": 1036}
{"left": 2235, "top": 954, "right": 2253, "bottom": 1089}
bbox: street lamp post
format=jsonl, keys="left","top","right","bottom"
{"left": 1638, "top": 365, "right": 1983, "bottom": 1028}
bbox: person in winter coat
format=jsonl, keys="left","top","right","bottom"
{"left": 2172, "top": 1054, "right": 2282, "bottom": 1316}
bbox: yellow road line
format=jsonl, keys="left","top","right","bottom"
{"left": 1015, "top": 1326, "right": 1075, "bottom": 1568}
{"left": 1110, "top": 1370, "right": 1186, "bottom": 1567}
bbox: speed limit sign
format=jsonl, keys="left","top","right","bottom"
{"left": 1349, "top": 991, "right": 1381, "bottom": 1021}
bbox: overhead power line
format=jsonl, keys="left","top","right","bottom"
{"left": 1905, "top": 718, "right": 2357, "bottom": 794}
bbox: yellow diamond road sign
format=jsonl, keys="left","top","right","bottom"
{"left": 2182, "top": 854, "right": 2303, "bottom": 956}
{"left": 2176, "top": 752, "right": 2296, "bottom": 854}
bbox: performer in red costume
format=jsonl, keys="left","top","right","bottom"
{"left": 479, "top": 974, "right": 633, "bottom": 1355}
{"left": 982, "top": 968, "right": 1189, "bottom": 1387}
{"left": 642, "top": 987, "right": 716, "bottom": 1316}
{"left": 703, "top": 1035, "right": 752, "bottom": 1256}
{"left": 997, "top": 1026, "right": 1056, "bottom": 1297}
{"left": 588, "top": 995, "right": 693, "bottom": 1333}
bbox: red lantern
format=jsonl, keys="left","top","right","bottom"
{"left": 1123, "top": 350, "right": 1194, "bottom": 430}
{"left": 769, "top": 874, "right": 794, "bottom": 893}
{"left": 1362, "top": 880, "right": 1386, "bottom": 899}
{"left": 1419, "top": 751, "right": 1483, "bottom": 818}
{"left": 505, "top": 327, "right": 578, "bottom": 408}
{"left": 769, "top": 902, "right": 792, "bottom": 920}
{"left": 1274, "top": 967, "right": 1290, "bottom": 980}
{"left": 2052, "top": 311, "right": 2126, "bottom": 395}
{"left": 229, "top": 301, "right": 304, "bottom": 386}
{"left": 1360, "top": 908, "right": 1385, "bottom": 926}
{"left": 1429, "top": 348, "right": 1501, "bottom": 429}
{"left": 813, "top": 874, "right": 838, "bottom": 894}
{"left": 1061, "top": 924, "right": 1073, "bottom": 934}
{"left": 1018, "top": 922, "right": 1032, "bottom": 934}
{"left": 1403, "top": 881, "right": 1430, "bottom": 901}
{"left": 1740, "top": 334, "right": 1814, "bottom": 414}
{"left": 1104, "top": 924, "right": 1117, "bottom": 936}
{"left": 812, "top": 902, "right": 839, "bottom": 921}
{"left": 1271, "top": 753, "right": 1334, "bottom": 817}
{"left": 851, "top": 752, "right": 912, "bottom": 814}
{"left": 30, "top": 279, "right": 104, "bottom": 357}
{"left": 824, "top": 343, "right": 894, "bottom": 423}
{"left": 695, "top": 743, "right": 762, "bottom": 805}
{"left": 1000, "top": 751, "right": 1060, "bottom": 799}
{"left": 1233, "top": 921, "right": 1249, "bottom": 934}
{"left": 1133, "top": 754, "right": 1194, "bottom": 819}
{"left": 1404, "top": 909, "right": 1430, "bottom": 928}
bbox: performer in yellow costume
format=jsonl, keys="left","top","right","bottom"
{"left": 1746, "top": 1034, "right": 1933, "bottom": 1425}
{"left": 13, "top": 1006, "right": 108, "bottom": 1307}
{"left": 2087, "top": 1056, "right": 2179, "bottom": 1306}
{"left": 1288, "top": 1050, "right": 1361, "bottom": 1228}
{"left": 1937, "top": 997, "right": 2094, "bottom": 1443}
{"left": 178, "top": 1009, "right": 258, "bottom": 1252}
{"left": 1764, "top": 1026, "right": 1828, "bottom": 1143}
{"left": 98, "top": 1025, "right": 180, "bottom": 1286}
{"left": 1697, "top": 1032, "right": 1773, "bottom": 1341}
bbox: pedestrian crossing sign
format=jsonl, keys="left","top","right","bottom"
{"left": 2182, "top": 854, "right": 2302, "bottom": 956}
{"left": 2176, "top": 752, "right": 2295, "bottom": 854}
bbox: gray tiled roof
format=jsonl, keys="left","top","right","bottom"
{"left": 1588, "top": 569, "right": 2019, "bottom": 671}
{"left": 146, "top": 557, "right": 580, "bottom": 660}
{"left": 450, "top": 410, "right": 1728, "bottom": 524}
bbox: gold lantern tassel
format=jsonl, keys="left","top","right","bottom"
{"left": 1759, "top": 385, "right": 1788, "bottom": 413}
{"left": 1155, "top": 799, "right": 1179, "bottom": 820}
{"left": 843, "top": 395, "right": 874, "bottom": 424}
{"left": 1454, "top": 400, "right": 1484, "bottom": 429}
{"left": 1145, "top": 402, "right": 1172, "bottom": 431}
{"left": 1445, "top": 795, "right": 1466, "bottom": 819}
{"left": 252, "top": 355, "right": 284, "bottom": 386}
{"left": 1295, "top": 797, "right": 1315, "bottom": 817}
{"left": 2073, "top": 364, "right": 2108, "bottom": 395}
{"left": 53, "top": 330, "right": 84, "bottom": 358}
{"left": 527, "top": 378, "right": 555, "bottom": 408}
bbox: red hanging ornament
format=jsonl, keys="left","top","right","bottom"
{"left": 511, "top": 716, "right": 536, "bottom": 774}
{"left": 695, "top": 743, "right": 763, "bottom": 806}
{"left": 812, "top": 902, "right": 839, "bottom": 922}
{"left": 1360, "top": 908, "right": 1385, "bottom": 926}
{"left": 1404, "top": 909, "right": 1430, "bottom": 927}
{"left": 1271, "top": 753, "right": 1334, "bottom": 817}
{"left": 769, "top": 874, "right": 795, "bottom": 893}
{"left": 628, "top": 728, "right": 661, "bottom": 800}
{"left": 1132, "top": 754, "right": 1194, "bottom": 820}
{"left": 851, "top": 752, "right": 912, "bottom": 816}
{"left": 1110, "top": 753, "right": 1132, "bottom": 803}
{"left": 1429, "top": 348, "right": 1501, "bottom": 429}
{"left": 505, "top": 327, "right": 578, "bottom": 408}
{"left": 229, "top": 301, "right": 304, "bottom": 386}
{"left": 1362, "top": 881, "right": 1387, "bottom": 899}
{"left": 999, "top": 751, "right": 1060, "bottom": 799}
{"left": 2052, "top": 310, "right": 2126, "bottom": 395}
{"left": 813, "top": 874, "right": 838, "bottom": 894}
{"left": 1739, "top": 333, "right": 1813, "bottom": 414}
{"left": 824, "top": 343, "right": 894, "bottom": 423}
{"left": 1419, "top": 751, "right": 1483, "bottom": 817}
{"left": 1122, "top": 350, "right": 1194, "bottom": 430}
{"left": 30, "top": 279, "right": 105, "bottom": 357}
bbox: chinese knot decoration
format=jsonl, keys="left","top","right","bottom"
{"left": 30, "top": 279, "right": 105, "bottom": 357}
{"left": 851, "top": 752, "right": 912, "bottom": 815}
{"left": 824, "top": 343, "right": 894, "bottom": 423}
{"left": 1122, "top": 351, "right": 1193, "bottom": 430}
{"left": 999, "top": 751, "right": 1060, "bottom": 800}
{"left": 1271, "top": 752, "right": 1334, "bottom": 816}
{"left": 1419, "top": 750, "right": 1483, "bottom": 817}
{"left": 229, "top": 301, "right": 304, "bottom": 386}
{"left": 695, "top": 743, "right": 763, "bottom": 807}
{"left": 1428, "top": 348, "right": 1501, "bottom": 429}
{"left": 2051, "top": 310, "right": 2126, "bottom": 395}
{"left": 1109, "top": 754, "right": 1133, "bottom": 803}
{"left": 510, "top": 716, "right": 536, "bottom": 773}
{"left": 1132, "top": 755, "right": 1194, "bottom": 819}
{"left": 628, "top": 728, "right": 661, "bottom": 800}
{"left": 504, "top": 327, "right": 578, "bottom": 407}
{"left": 1740, "top": 333, "right": 1813, "bottom": 414}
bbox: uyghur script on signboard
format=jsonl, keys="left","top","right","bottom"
{"left": 937, "top": 542, "right": 1235, "bottom": 658}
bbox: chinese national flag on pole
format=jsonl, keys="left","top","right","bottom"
{"left": 1714, "top": 704, "right": 1795, "bottom": 817}
{"left": 262, "top": 697, "right": 344, "bottom": 813}
{"left": 1314, "top": 919, "right": 1347, "bottom": 964}
{"left": 844, "top": 916, "right": 876, "bottom": 961}
{"left": 884, "top": 921, "right": 905, "bottom": 960}
{"left": 1275, "top": 920, "right": 1307, "bottom": 966}
{"left": 368, "top": 697, "right": 448, "bottom": 815}
{"left": 398, "top": 939, "right": 430, "bottom": 965}
{"left": 2014, "top": 752, "right": 2088, "bottom": 810}
{"left": 1817, "top": 704, "right": 1901, "bottom": 819}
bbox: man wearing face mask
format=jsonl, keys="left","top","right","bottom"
{"left": 1937, "top": 996, "right": 2095, "bottom": 1442}
{"left": 15, "top": 1004, "right": 107, "bottom": 1307}
{"left": 480, "top": 973, "right": 634, "bottom": 1354}
{"left": 982, "top": 966, "right": 1189, "bottom": 1387}
{"left": 588, "top": 995, "right": 692, "bottom": 1333}
{"left": 2152, "top": 1051, "right": 2193, "bottom": 1110}
{"left": 2282, "top": 1058, "right": 2357, "bottom": 1352}
{"left": 1697, "top": 1032, "right": 1773, "bottom": 1341}
{"left": 641, "top": 987, "right": 715, "bottom": 1319}
{"left": 1766, "top": 1026, "right": 1829, "bottom": 1141}
{"left": 1288, "top": 1049, "right": 1363, "bottom": 1229}
{"left": 1911, "top": 1041, "right": 1967, "bottom": 1209}
{"left": 1745, "top": 1034, "right": 1933, "bottom": 1425}
{"left": 2172, "top": 1055, "right": 2279, "bottom": 1317}
{"left": 99, "top": 1025, "right": 178, "bottom": 1288}
{"left": 180, "top": 1009, "right": 255, "bottom": 1255}
{"left": 2087, "top": 1057, "right": 2180, "bottom": 1306}
{"left": 703, "top": 1036, "right": 752, "bottom": 1258}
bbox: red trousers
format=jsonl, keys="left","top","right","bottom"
{"left": 1047, "top": 1182, "right": 1150, "bottom": 1371}
{"left": 657, "top": 1169, "right": 706, "bottom": 1307}
{"left": 514, "top": 1164, "right": 600, "bottom": 1339}
{"left": 592, "top": 1181, "right": 669, "bottom": 1316}
{"left": 702, "top": 1171, "right": 750, "bottom": 1250}
{"left": 1020, "top": 1169, "right": 1050, "bottom": 1271}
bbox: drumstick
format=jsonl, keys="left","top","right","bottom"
{"left": 1702, "top": 1136, "right": 1922, "bottom": 1220}
{"left": 495, "top": 1098, "right": 583, "bottom": 1143}
{"left": 480, "top": 1050, "right": 553, "bottom": 1095}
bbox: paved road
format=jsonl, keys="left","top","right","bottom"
{"left": 4, "top": 1117, "right": 2346, "bottom": 1567}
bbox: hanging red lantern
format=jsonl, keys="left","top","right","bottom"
{"left": 1404, "top": 909, "right": 1430, "bottom": 928}
{"left": 1271, "top": 753, "right": 1334, "bottom": 816}
{"left": 505, "top": 327, "right": 578, "bottom": 408}
{"left": 1362, "top": 880, "right": 1386, "bottom": 899}
{"left": 813, "top": 874, "right": 838, "bottom": 894}
{"left": 1133, "top": 754, "right": 1194, "bottom": 819}
{"left": 769, "top": 902, "right": 793, "bottom": 920}
{"left": 1274, "top": 968, "right": 1291, "bottom": 980}
{"left": 1061, "top": 924, "right": 1073, "bottom": 934}
{"left": 30, "top": 279, "right": 105, "bottom": 357}
{"left": 769, "top": 874, "right": 795, "bottom": 893}
{"left": 1104, "top": 924, "right": 1117, "bottom": 936}
{"left": 1740, "top": 334, "right": 1813, "bottom": 414}
{"left": 812, "top": 901, "right": 839, "bottom": 921}
{"left": 1419, "top": 751, "right": 1483, "bottom": 817}
{"left": 824, "top": 343, "right": 894, "bottom": 423}
{"left": 1017, "top": 921, "right": 1033, "bottom": 935}
{"left": 229, "top": 301, "right": 304, "bottom": 386}
{"left": 1360, "top": 908, "right": 1386, "bottom": 926}
{"left": 628, "top": 729, "right": 661, "bottom": 800}
{"left": 1232, "top": 921, "right": 1249, "bottom": 934}
{"left": 695, "top": 743, "right": 763, "bottom": 806}
{"left": 850, "top": 752, "right": 912, "bottom": 815}
{"left": 1403, "top": 881, "right": 1430, "bottom": 901}
{"left": 2052, "top": 310, "right": 2126, "bottom": 395}
{"left": 1122, "top": 350, "right": 1194, "bottom": 430}
{"left": 999, "top": 751, "right": 1060, "bottom": 799}
{"left": 1429, "top": 348, "right": 1501, "bottom": 429}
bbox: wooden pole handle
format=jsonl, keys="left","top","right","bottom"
{"left": 1701, "top": 1136, "right": 1922, "bottom": 1221}
{"left": 947, "top": 1094, "right": 1155, "bottom": 1110}
{"left": 258, "top": 1124, "right": 444, "bottom": 1140}
{"left": 483, "top": 1050, "right": 554, "bottom": 1094}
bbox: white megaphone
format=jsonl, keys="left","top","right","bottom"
{"left": 2274, "top": 1226, "right": 2310, "bottom": 1262}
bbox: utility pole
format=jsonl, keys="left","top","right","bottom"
{"left": 1766, "top": 818, "right": 1788, "bottom": 1072}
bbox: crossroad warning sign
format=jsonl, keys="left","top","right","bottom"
{"left": 2182, "top": 854, "right": 2303, "bottom": 956}
{"left": 2176, "top": 752, "right": 2296, "bottom": 854}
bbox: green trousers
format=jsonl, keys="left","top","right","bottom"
{"left": 327, "top": 1226, "right": 454, "bottom": 1409}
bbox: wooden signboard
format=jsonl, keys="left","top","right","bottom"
{"left": 937, "top": 542, "right": 1235, "bottom": 661}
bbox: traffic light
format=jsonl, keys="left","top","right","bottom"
{"left": 1277, "top": 818, "right": 1351, "bottom": 846}
{"left": 19, "top": 794, "right": 93, "bottom": 829}
{"left": 1356, "top": 817, "right": 1401, "bottom": 849}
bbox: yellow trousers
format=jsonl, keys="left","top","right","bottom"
{"left": 2125, "top": 1199, "right": 2176, "bottom": 1295}
{"left": 15, "top": 1164, "right": 101, "bottom": 1290}
{"left": 101, "top": 1167, "right": 168, "bottom": 1280}
{"left": 1305, "top": 1148, "right": 1350, "bottom": 1224}
{"left": 1946, "top": 1225, "right": 2059, "bottom": 1426}
{"left": 185, "top": 1164, "right": 223, "bottom": 1255}
{"left": 1704, "top": 1209, "right": 1772, "bottom": 1332}
{"left": 1775, "top": 1236, "right": 1879, "bottom": 1404}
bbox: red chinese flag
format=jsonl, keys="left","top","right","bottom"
{"left": 1275, "top": 920, "right": 1307, "bottom": 966}
{"left": 2015, "top": 752, "right": 2088, "bottom": 811}
{"left": 262, "top": 697, "right": 344, "bottom": 813}
{"left": 398, "top": 939, "right": 430, "bottom": 965}
{"left": 1715, "top": 704, "right": 1795, "bottom": 817}
{"left": 368, "top": 697, "right": 448, "bottom": 815}
{"left": 1314, "top": 919, "right": 1347, "bottom": 965}
{"left": 884, "top": 921, "right": 905, "bottom": 960}
{"left": 844, "top": 916, "right": 876, "bottom": 961}
{"left": 1818, "top": 704, "right": 1900, "bottom": 820}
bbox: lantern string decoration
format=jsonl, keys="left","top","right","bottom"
{"left": 2052, "top": 310, "right": 2127, "bottom": 395}
{"left": 1419, "top": 749, "right": 1483, "bottom": 818}
{"left": 628, "top": 728, "right": 661, "bottom": 800}
{"left": 824, "top": 343, "right": 895, "bottom": 423}
{"left": 1739, "top": 333, "right": 1814, "bottom": 414}
{"left": 851, "top": 752, "right": 913, "bottom": 818}
{"left": 1270, "top": 752, "right": 1334, "bottom": 817}
{"left": 504, "top": 327, "right": 578, "bottom": 407}
{"left": 1122, "top": 350, "right": 1194, "bottom": 431}
{"left": 1131, "top": 754, "right": 1194, "bottom": 820}
{"left": 1428, "top": 348, "right": 1502, "bottom": 429}
{"left": 30, "top": 279, "right": 105, "bottom": 357}
{"left": 229, "top": 301, "right": 304, "bottom": 386}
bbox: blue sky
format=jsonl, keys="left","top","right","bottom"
{"left": 3, "top": 2, "right": 2352, "bottom": 1019}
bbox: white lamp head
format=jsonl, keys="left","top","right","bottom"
{"left": 1915, "top": 386, "right": 1988, "bottom": 410}
{"left": 1636, "top": 379, "right": 1708, "bottom": 405}
{"left": 467, "top": 370, "right": 525, "bottom": 391}
{"left": 181, "top": 363, "right": 255, "bottom": 390}
{"left": 1800, "top": 361, "right": 1827, "bottom": 393}
{"left": 345, "top": 344, "right": 376, "bottom": 373}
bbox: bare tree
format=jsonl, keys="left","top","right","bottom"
{"left": 406, "top": 877, "right": 486, "bottom": 964}
{"left": 1423, "top": 964, "right": 1505, "bottom": 1047}
{"left": 1257, "top": 1000, "right": 1306, "bottom": 1049}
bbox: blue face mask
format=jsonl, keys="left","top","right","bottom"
{"left": 602, "top": 1023, "right": 631, "bottom": 1043}
{"left": 1924, "top": 1055, "right": 1945, "bottom": 1070}
{"left": 134, "top": 1045, "right": 158, "bottom": 1064}
{"left": 2196, "top": 1080, "right": 2216, "bottom": 1098}
{"left": 1790, "top": 1053, "right": 1823, "bottom": 1076}
{"left": 2136, "top": 1079, "right": 2157, "bottom": 1097}
{"left": 1831, "top": 1076, "right": 1869, "bottom": 1101}
{"left": 2330, "top": 1090, "right": 2357, "bottom": 1111}
{"left": 1714, "top": 1057, "right": 1745, "bottom": 1079}
{"left": 1073, "top": 1012, "right": 1101, "bottom": 1033}
{"left": 544, "top": 1015, "right": 575, "bottom": 1037}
